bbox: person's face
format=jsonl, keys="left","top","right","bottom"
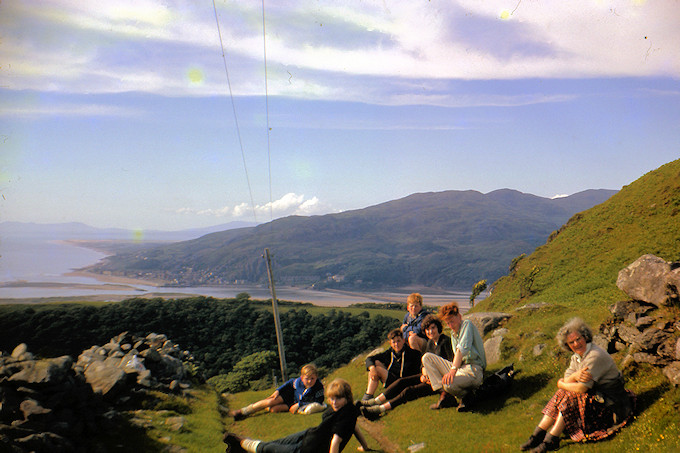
{"left": 328, "top": 396, "right": 347, "bottom": 412}
{"left": 407, "top": 302, "right": 422, "bottom": 318}
{"left": 566, "top": 332, "right": 587, "bottom": 355}
{"left": 444, "top": 314, "right": 462, "bottom": 333}
{"left": 425, "top": 323, "right": 440, "bottom": 341}
{"left": 390, "top": 335, "right": 405, "bottom": 352}
{"left": 301, "top": 374, "right": 317, "bottom": 389}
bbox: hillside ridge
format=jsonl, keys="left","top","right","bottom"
{"left": 85, "top": 188, "right": 617, "bottom": 290}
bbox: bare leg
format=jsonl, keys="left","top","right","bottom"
{"left": 537, "top": 414, "right": 555, "bottom": 431}
{"left": 549, "top": 412, "right": 566, "bottom": 436}
{"left": 408, "top": 335, "right": 427, "bottom": 353}
{"left": 268, "top": 403, "right": 290, "bottom": 413}
{"left": 365, "top": 364, "right": 388, "bottom": 396}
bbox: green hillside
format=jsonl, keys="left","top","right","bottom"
{"left": 479, "top": 158, "right": 680, "bottom": 325}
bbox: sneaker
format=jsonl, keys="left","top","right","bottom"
{"left": 360, "top": 406, "right": 382, "bottom": 421}
{"left": 359, "top": 397, "right": 377, "bottom": 406}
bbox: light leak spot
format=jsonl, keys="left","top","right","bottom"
{"left": 187, "top": 67, "right": 204, "bottom": 85}
{"left": 132, "top": 229, "right": 145, "bottom": 242}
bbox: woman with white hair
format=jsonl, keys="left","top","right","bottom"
{"left": 520, "top": 317, "right": 634, "bottom": 452}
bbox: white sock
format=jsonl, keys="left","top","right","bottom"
{"left": 241, "top": 438, "right": 261, "bottom": 453}
{"left": 241, "top": 404, "right": 255, "bottom": 415}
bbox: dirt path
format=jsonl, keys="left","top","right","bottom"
{"left": 358, "top": 418, "right": 404, "bottom": 453}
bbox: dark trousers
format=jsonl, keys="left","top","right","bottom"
{"left": 257, "top": 429, "right": 306, "bottom": 453}
{"left": 382, "top": 374, "right": 435, "bottom": 409}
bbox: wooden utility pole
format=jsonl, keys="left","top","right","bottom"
{"left": 264, "top": 248, "right": 287, "bottom": 381}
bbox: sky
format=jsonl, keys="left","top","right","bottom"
{"left": 1, "top": 0, "right": 679, "bottom": 231}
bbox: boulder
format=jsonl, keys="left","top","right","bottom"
{"left": 8, "top": 356, "right": 73, "bottom": 387}
{"left": 484, "top": 336, "right": 503, "bottom": 365}
{"left": 11, "top": 344, "right": 30, "bottom": 360}
{"left": 83, "top": 360, "right": 129, "bottom": 399}
{"left": 533, "top": 344, "right": 546, "bottom": 357}
{"left": 465, "top": 312, "right": 512, "bottom": 336}
{"left": 663, "top": 362, "right": 680, "bottom": 387}
{"left": 616, "top": 254, "right": 680, "bottom": 307}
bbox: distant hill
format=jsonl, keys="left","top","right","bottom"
{"left": 479, "top": 158, "right": 680, "bottom": 318}
{"left": 86, "top": 188, "right": 617, "bottom": 290}
{"left": 0, "top": 221, "right": 257, "bottom": 242}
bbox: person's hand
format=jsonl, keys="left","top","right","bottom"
{"left": 442, "top": 369, "right": 457, "bottom": 385}
{"left": 577, "top": 367, "right": 592, "bottom": 383}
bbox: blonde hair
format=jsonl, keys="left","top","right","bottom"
{"left": 407, "top": 293, "right": 423, "bottom": 306}
{"left": 300, "top": 363, "right": 318, "bottom": 377}
{"left": 325, "top": 378, "right": 353, "bottom": 401}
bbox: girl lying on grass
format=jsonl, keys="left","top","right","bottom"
{"left": 224, "top": 378, "right": 371, "bottom": 453}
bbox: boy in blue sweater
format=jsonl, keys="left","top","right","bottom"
{"left": 230, "top": 363, "right": 325, "bottom": 420}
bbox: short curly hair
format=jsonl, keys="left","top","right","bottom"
{"left": 407, "top": 293, "right": 423, "bottom": 306}
{"left": 556, "top": 317, "right": 593, "bottom": 352}
{"left": 420, "top": 314, "right": 443, "bottom": 334}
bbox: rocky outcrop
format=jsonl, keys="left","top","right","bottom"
{"left": 466, "top": 312, "right": 512, "bottom": 336}
{"left": 0, "top": 332, "right": 198, "bottom": 452}
{"left": 616, "top": 254, "right": 680, "bottom": 307}
{"left": 601, "top": 255, "right": 680, "bottom": 387}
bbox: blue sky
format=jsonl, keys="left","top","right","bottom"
{"left": 1, "top": 0, "right": 679, "bottom": 231}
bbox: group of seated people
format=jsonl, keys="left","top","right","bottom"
{"left": 223, "top": 293, "right": 635, "bottom": 453}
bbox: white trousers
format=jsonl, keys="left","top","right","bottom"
{"left": 421, "top": 352, "right": 483, "bottom": 397}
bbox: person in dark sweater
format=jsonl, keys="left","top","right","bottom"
{"left": 223, "top": 378, "right": 371, "bottom": 453}
{"left": 362, "top": 328, "right": 422, "bottom": 401}
{"left": 360, "top": 314, "right": 454, "bottom": 419}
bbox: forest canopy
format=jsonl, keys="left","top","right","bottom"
{"left": 0, "top": 297, "right": 399, "bottom": 378}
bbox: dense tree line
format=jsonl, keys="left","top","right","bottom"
{"left": 0, "top": 297, "right": 398, "bottom": 378}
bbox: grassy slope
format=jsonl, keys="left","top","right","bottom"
{"left": 220, "top": 160, "right": 680, "bottom": 452}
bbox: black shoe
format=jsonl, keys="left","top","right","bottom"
{"left": 222, "top": 433, "right": 245, "bottom": 453}
{"left": 520, "top": 430, "right": 546, "bottom": 451}
{"left": 360, "top": 406, "right": 382, "bottom": 421}
{"left": 430, "top": 391, "right": 457, "bottom": 410}
{"left": 457, "top": 393, "right": 475, "bottom": 412}
{"left": 532, "top": 434, "right": 560, "bottom": 453}
{"left": 229, "top": 409, "right": 246, "bottom": 421}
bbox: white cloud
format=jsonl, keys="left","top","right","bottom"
{"left": 1, "top": 0, "right": 678, "bottom": 102}
{"left": 175, "top": 192, "right": 335, "bottom": 221}
{"left": 551, "top": 194, "right": 569, "bottom": 199}
{"left": 0, "top": 102, "right": 141, "bottom": 118}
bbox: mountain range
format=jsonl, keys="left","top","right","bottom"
{"left": 83, "top": 188, "right": 617, "bottom": 290}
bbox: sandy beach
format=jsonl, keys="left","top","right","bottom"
{"left": 65, "top": 270, "right": 168, "bottom": 287}
{"left": 1, "top": 269, "right": 474, "bottom": 310}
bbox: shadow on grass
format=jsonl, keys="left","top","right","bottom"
{"left": 631, "top": 380, "right": 670, "bottom": 415}
{"left": 96, "top": 416, "right": 170, "bottom": 452}
{"left": 471, "top": 371, "right": 553, "bottom": 414}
